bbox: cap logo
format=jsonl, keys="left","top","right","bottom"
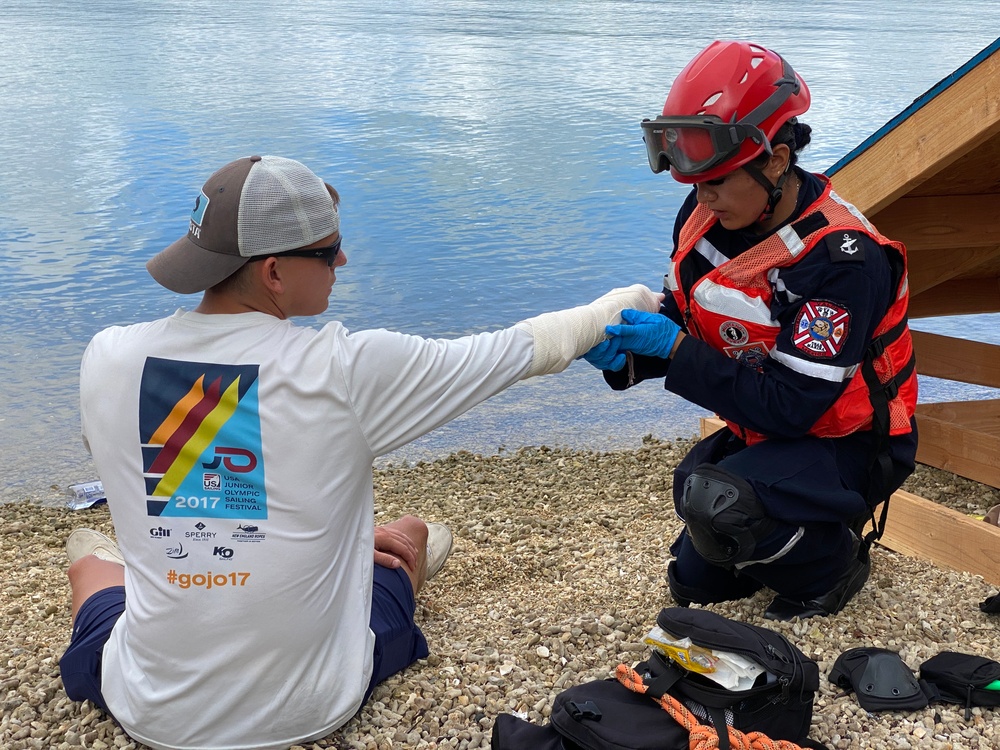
{"left": 189, "top": 190, "right": 210, "bottom": 240}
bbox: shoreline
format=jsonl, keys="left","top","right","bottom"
{"left": 2, "top": 438, "right": 999, "bottom": 749}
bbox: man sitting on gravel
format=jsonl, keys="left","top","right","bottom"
{"left": 60, "top": 154, "right": 661, "bottom": 750}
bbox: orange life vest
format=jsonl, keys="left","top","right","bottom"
{"left": 667, "top": 176, "right": 917, "bottom": 445}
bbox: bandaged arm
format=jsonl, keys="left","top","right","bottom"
{"left": 514, "top": 284, "right": 661, "bottom": 378}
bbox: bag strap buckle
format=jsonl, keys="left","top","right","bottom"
{"left": 565, "top": 700, "right": 602, "bottom": 721}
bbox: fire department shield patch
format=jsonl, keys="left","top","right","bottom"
{"left": 792, "top": 300, "right": 851, "bottom": 358}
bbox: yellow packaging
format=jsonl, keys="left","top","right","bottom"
{"left": 642, "top": 625, "right": 719, "bottom": 674}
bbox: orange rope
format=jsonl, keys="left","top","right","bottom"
{"left": 614, "top": 664, "right": 808, "bottom": 750}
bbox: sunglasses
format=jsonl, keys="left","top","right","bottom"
{"left": 252, "top": 236, "right": 342, "bottom": 267}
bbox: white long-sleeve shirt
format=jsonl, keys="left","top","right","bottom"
{"left": 79, "top": 284, "right": 657, "bottom": 750}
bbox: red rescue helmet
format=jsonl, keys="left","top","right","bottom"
{"left": 642, "top": 41, "right": 811, "bottom": 184}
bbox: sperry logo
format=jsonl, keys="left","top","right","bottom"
{"left": 186, "top": 521, "right": 215, "bottom": 540}
{"left": 186, "top": 531, "right": 217, "bottom": 540}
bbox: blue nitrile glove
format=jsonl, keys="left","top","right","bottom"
{"left": 581, "top": 338, "right": 627, "bottom": 372}
{"left": 604, "top": 308, "right": 681, "bottom": 360}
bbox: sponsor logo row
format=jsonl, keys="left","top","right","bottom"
{"left": 149, "top": 522, "right": 265, "bottom": 541}
{"left": 150, "top": 522, "right": 266, "bottom": 561}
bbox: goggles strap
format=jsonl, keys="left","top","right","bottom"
{"left": 718, "top": 55, "right": 799, "bottom": 183}
{"left": 736, "top": 55, "right": 800, "bottom": 130}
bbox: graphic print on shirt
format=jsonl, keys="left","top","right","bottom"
{"left": 139, "top": 357, "right": 267, "bottom": 519}
{"left": 792, "top": 300, "right": 851, "bottom": 359}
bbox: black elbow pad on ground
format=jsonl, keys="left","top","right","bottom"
{"left": 830, "top": 648, "right": 932, "bottom": 712}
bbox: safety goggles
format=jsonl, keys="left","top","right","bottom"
{"left": 641, "top": 116, "right": 770, "bottom": 176}
{"left": 642, "top": 54, "right": 800, "bottom": 176}
{"left": 253, "top": 236, "right": 342, "bottom": 267}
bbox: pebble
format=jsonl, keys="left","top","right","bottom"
{"left": 3, "top": 439, "right": 999, "bottom": 749}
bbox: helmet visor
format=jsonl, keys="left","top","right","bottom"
{"left": 641, "top": 116, "right": 767, "bottom": 176}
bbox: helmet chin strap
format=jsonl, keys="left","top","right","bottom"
{"left": 745, "top": 164, "right": 790, "bottom": 224}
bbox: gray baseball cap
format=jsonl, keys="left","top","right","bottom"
{"left": 147, "top": 155, "right": 340, "bottom": 293}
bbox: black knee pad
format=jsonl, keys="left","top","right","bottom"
{"left": 680, "top": 464, "right": 776, "bottom": 567}
{"left": 830, "top": 648, "right": 932, "bottom": 712}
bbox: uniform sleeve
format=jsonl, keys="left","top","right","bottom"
{"left": 664, "top": 234, "right": 895, "bottom": 438}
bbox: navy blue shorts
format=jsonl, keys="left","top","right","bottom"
{"left": 364, "top": 564, "right": 429, "bottom": 702}
{"left": 60, "top": 567, "right": 427, "bottom": 714}
{"left": 59, "top": 586, "right": 125, "bottom": 715}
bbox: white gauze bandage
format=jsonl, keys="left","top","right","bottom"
{"left": 514, "top": 284, "right": 660, "bottom": 378}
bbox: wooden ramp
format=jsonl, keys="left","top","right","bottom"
{"left": 827, "top": 36, "right": 1000, "bottom": 496}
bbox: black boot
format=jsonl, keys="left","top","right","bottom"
{"left": 764, "top": 536, "right": 871, "bottom": 621}
{"left": 665, "top": 560, "right": 693, "bottom": 608}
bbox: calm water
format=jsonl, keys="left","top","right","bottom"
{"left": 2, "top": 1, "right": 998, "bottom": 502}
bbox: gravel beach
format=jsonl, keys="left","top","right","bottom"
{"left": 3, "top": 437, "right": 999, "bottom": 750}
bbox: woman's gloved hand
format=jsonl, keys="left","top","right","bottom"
{"left": 605, "top": 308, "right": 682, "bottom": 359}
{"left": 581, "top": 309, "right": 682, "bottom": 371}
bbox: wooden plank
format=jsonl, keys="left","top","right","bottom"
{"left": 909, "top": 277, "right": 1000, "bottom": 318}
{"left": 698, "top": 417, "right": 1000, "bottom": 584}
{"left": 917, "top": 399, "right": 1000, "bottom": 437}
{"left": 906, "top": 243, "right": 1000, "bottom": 298}
{"left": 914, "top": 407, "right": 1000, "bottom": 489}
{"left": 872, "top": 195, "right": 1000, "bottom": 252}
{"left": 915, "top": 401, "right": 1000, "bottom": 487}
{"left": 910, "top": 330, "right": 1000, "bottom": 387}
{"left": 868, "top": 489, "right": 1000, "bottom": 586}
{"left": 829, "top": 48, "right": 1000, "bottom": 215}
{"left": 908, "top": 132, "right": 1000, "bottom": 197}
{"left": 700, "top": 416, "right": 726, "bottom": 439}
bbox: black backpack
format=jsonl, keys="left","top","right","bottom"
{"left": 920, "top": 652, "right": 1000, "bottom": 720}
{"left": 492, "top": 608, "right": 827, "bottom": 750}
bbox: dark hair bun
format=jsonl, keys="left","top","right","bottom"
{"left": 792, "top": 121, "right": 812, "bottom": 152}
